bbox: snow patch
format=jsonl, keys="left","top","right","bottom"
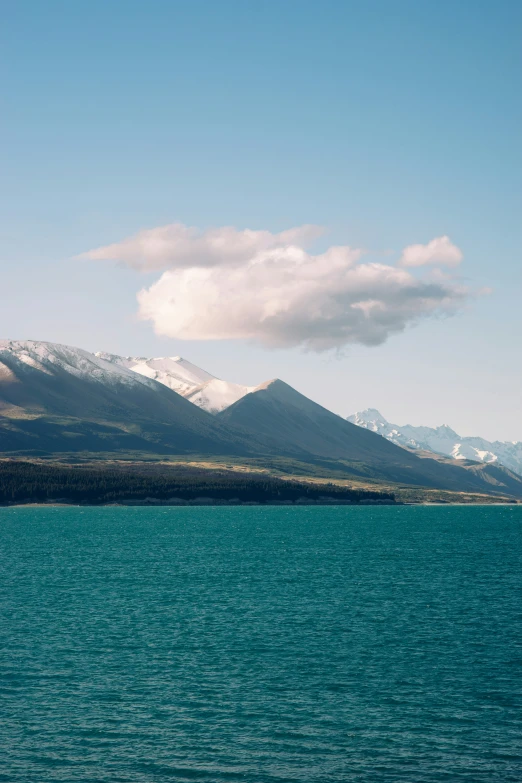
{"left": 185, "top": 379, "right": 256, "bottom": 413}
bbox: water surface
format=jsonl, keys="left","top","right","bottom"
{"left": 1, "top": 505, "right": 521, "bottom": 781}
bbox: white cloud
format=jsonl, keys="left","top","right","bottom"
{"left": 77, "top": 222, "right": 324, "bottom": 271}
{"left": 80, "top": 223, "right": 470, "bottom": 352}
{"left": 399, "top": 235, "right": 463, "bottom": 268}
{"left": 136, "top": 247, "right": 467, "bottom": 352}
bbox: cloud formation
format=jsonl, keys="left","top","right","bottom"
{"left": 399, "top": 235, "right": 463, "bottom": 268}
{"left": 78, "top": 222, "right": 324, "bottom": 271}
{"left": 80, "top": 223, "right": 468, "bottom": 351}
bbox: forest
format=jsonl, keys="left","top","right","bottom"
{"left": 0, "top": 460, "right": 396, "bottom": 505}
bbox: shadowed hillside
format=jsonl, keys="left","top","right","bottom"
{"left": 219, "top": 380, "right": 522, "bottom": 498}
{"left": 0, "top": 341, "right": 251, "bottom": 455}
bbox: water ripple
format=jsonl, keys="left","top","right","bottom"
{"left": 0, "top": 505, "right": 521, "bottom": 781}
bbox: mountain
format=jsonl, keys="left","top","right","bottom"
{"left": 0, "top": 340, "right": 249, "bottom": 455}
{"left": 348, "top": 409, "right": 522, "bottom": 477}
{"left": 2, "top": 340, "right": 522, "bottom": 500}
{"left": 97, "top": 353, "right": 254, "bottom": 413}
{"left": 219, "top": 380, "right": 522, "bottom": 497}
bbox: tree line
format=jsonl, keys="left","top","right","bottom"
{"left": 0, "top": 461, "right": 396, "bottom": 505}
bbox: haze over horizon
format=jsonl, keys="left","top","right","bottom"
{"left": 1, "top": 1, "right": 520, "bottom": 441}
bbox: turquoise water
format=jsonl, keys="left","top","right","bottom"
{"left": 1, "top": 506, "right": 521, "bottom": 782}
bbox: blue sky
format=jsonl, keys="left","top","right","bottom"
{"left": 1, "top": 0, "right": 520, "bottom": 439}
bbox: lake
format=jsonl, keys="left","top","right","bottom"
{"left": 1, "top": 505, "right": 521, "bottom": 781}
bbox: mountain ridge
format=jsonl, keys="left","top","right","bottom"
{"left": 1, "top": 340, "right": 521, "bottom": 500}
{"left": 218, "top": 380, "right": 522, "bottom": 497}
{"left": 348, "top": 409, "right": 522, "bottom": 477}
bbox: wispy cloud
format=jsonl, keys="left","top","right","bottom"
{"left": 79, "top": 223, "right": 470, "bottom": 352}
{"left": 77, "top": 222, "right": 324, "bottom": 271}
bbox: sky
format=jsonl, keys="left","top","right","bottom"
{"left": 1, "top": 0, "right": 521, "bottom": 440}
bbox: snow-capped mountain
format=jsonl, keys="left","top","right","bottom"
{"left": 0, "top": 340, "right": 159, "bottom": 391}
{"left": 97, "top": 353, "right": 255, "bottom": 413}
{"left": 0, "top": 339, "right": 253, "bottom": 454}
{"left": 347, "top": 409, "right": 522, "bottom": 477}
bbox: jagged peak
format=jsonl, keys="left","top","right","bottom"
{"left": 434, "top": 424, "right": 460, "bottom": 438}
{"left": 348, "top": 408, "right": 388, "bottom": 425}
{"left": 360, "top": 407, "right": 387, "bottom": 419}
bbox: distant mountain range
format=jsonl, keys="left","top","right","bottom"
{"left": 347, "top": 409, "right": 522, "bottom": 478}
{"left": 1, "top": 339, "right": 522, "bottom": 501}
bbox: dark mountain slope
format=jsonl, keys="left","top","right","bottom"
{"left": 218, "top": 380, "right": 522, "bottom": 497}
{"left": 0, "top": 341, "right": 249, "bottom": 455}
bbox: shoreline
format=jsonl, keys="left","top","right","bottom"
{"left": 2, "top": 500, "right": 519, "bottom": 509}
{"left": 0, "top": 499, "right": 401, "bottom": 508}
{"left": 2, "top": 459, "right": 520, "bottom": 507}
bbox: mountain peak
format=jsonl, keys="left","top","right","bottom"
{"left": 436, "top": 424, "right": 460, "bottom": 438}
{"left": 347, "top": 409, "right": 389, "bottom": 428}
{"left": 253, "top": 378, "right": 282, "bottom": 392}
{"left": 361, "top": 408, "right": 387, "bottom": 421}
